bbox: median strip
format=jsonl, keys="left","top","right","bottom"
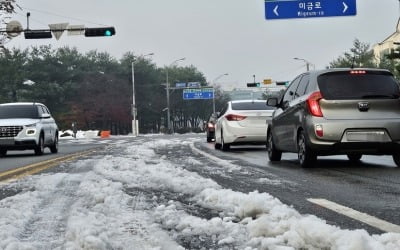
{"left": 0, "top": 149, "right": 98, "bottom": 183}
{"left": 308, "top": 198, "right": 400, "bottom": 233}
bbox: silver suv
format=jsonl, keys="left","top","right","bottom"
{"left": 0, "top": 102, "right": 59, "bottom": 156}
{"left": 266, "top": 68, "right": 400, "bottom": 168}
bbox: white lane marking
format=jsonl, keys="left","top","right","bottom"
{"left": 308, "top": 198, "right": 400, "bottom": 233}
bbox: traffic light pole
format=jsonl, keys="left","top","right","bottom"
{"left": 131, "top": 61, "right": 137, "bottom": 137}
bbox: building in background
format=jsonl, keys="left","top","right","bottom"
{"left": 373, "top": 18, "right": 400, "bottom": 65}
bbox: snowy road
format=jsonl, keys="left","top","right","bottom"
{"left": 0, "top": 134, "right": 399, "bottom": 249}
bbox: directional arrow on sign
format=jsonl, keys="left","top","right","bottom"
{"left": 343, "top": 2, "right": 348, "bottom": 13}
{"left": 273, "top": 5, "right": 279, "bottom": 16}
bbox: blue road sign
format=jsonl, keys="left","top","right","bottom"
{"left": 187, "top": 82, "right": 201, "bottom": 88}
{"left": 175, "top": 82, "right": 186, "bottom": 88}
{"left": 183, "top": 88, "right": 214, "bottom": 100}
{"left": 265, "top": 0, "right": 356, "bottom": 20}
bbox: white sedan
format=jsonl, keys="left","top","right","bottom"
{"left": 214, "top": 100, "right": 275, "bottom": 151}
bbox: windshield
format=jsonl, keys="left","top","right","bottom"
{"left": 0, "top": 105, "right": 39, "bottom": 119}
{"left": 317, "top": 71, "right": 400, "bottom": 100}
{"left": 231, "top": 102, "right": 275, "bottom": 110}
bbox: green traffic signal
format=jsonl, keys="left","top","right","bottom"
{"left": 104, "top": 30, "right": 112, "bottom": 36}
{"left": 85, "top": 27, "right": 116, "bottom": 37}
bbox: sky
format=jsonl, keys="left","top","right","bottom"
{"left": 0, "top": 134, "right": 399, "bottom": 249}
{"left": 4, "top": 0, "right": 400, "bottom": 88}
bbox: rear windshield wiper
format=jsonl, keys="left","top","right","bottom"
{"left": 360, "top": 94, "right": 399, "bottom": 99}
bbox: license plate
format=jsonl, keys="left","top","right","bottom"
{"left": 0, "top": 138, "right": 15, "bottom": 145}
{"left": 346, "top": 131, "right": 388, "bottom": 142}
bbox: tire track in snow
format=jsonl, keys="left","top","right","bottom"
{"left": 17, "top": 174, "right": 82, "bottom": 249}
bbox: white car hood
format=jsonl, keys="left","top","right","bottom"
{"left": 0, "top": 118, "right": 40, "bottom": 126}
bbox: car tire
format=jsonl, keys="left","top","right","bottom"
{"left": 207, "top": 137, "right": 212, "bottom": 142}
{"left": 214, "top": 142, "right": 221, "bottom": 150}
{"left": 266, "top": 131, "right": 282, "bottom": 161}
{"left": 50, "top": 134, "right": 58, "bottom": 153}
{"left": 0, "top": 149, "right": 6, "bottom": 157}
{"left": 35, "top": 134, "right": 45, "bottom": 156}
{"left": 297, "top": 131, "right": 316, "bottom": 168}
{"left": 347, "top": 153, "right": 362, "bottom": 162}
{"left": 221, "top": 130, "right": 230, "bottom": 151}
{"left": 393, "top": 154, "right": 400, "bottom": 167}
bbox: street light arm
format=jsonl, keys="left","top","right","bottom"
{"left": 212, "top": 73, "right": 229, "bottom": 84}
{"left": 293, "top": 57, "right": 311, "bottom": 71}
{"left": 169, "top": 57, "right": 186, "bottom": 67}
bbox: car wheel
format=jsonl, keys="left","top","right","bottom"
{"left": 266, "top": 131, "right": 282, "bottom": 161}
{"left": 393, "top": 153, "right": 400, "bottom": 167}
{"left": 214, "top": 142, "right": 221, "bottom": 149}
{"left": 35, "top": 134, "right": 45, "bottom": 156}
{"left": 297, "top": 131, "right": 316, "bottom": 168}
{"left": 0, "top": 148, "right": 7, "bottom": 157}
{"left": 221, "top": 130, "right": 230, "bottom": 151}
{"left": 50, "top": 134, "right": 58, "bottom": 153}
{"left": 347, "top": 153, "right": 362, "bottom": 162}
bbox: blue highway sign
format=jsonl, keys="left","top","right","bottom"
{"left": 175, "top": 82, "right": 186, "bottom": 88}
{"left": 183, "top": 88, "right": 214, "bottom": 100}
{"left": 265, "top": 0, "right": 356, "bottom": 20}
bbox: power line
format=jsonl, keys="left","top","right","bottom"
{"left": 18, "top": 6, "right": 110, "bottom": 27}
{"left": 14, "top": 11, "right": 47, "bottom": 27}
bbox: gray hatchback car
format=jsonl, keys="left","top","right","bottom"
{"left": 266, "top": 68, "right": 400, "bottom": 168}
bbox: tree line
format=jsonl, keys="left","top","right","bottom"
{"left": 1, "top": 39, "right": 399, "bottom": 134}
{"left": 0, "top": 46, "right": 229, "bottom": 134}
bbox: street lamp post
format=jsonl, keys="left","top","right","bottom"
{"left": 132, "top": 53, "right": 154, "bottom": 136}
{"left": 166, "top": 57, "right": 185, "bottom": 133}
{"left": 293, "top": 57, "right": 311, "bottom": 71}
{"left": 212, "top": 73, "right": 228, "bottom": 114}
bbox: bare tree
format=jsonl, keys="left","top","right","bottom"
{"left": 0, "top": 0, "right": 18, "bottom": 50}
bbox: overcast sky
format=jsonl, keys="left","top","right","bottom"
{"left": 5, "top": 0, "right": 400, "bottom": 88}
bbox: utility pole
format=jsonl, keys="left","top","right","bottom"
{"left": 212, "top": 73, "right": 228, "bottom": 114}
{"left": 166, "top": 57, "right": 185, "bottom": 133}
{"left": 131, "top": 53, "right": 153, "bottom": 137}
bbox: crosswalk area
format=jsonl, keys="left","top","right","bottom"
{"left": 59, "top": 137, "right": 131, "bottom": 146}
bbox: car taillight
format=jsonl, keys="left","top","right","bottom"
{"left": 350, "top": 70, "right": 366, "bottom": 74}
{"left": 307, "top": 91, "right": 323, "bottom": 117}
{"left": 207, "top": 122, "right": 215, "bottom": 128}
{"left": 315, "top": 124, "right": 323, "bottom": 137}
{"left": 225, "top": 114, "right": 247, "bottom": 121}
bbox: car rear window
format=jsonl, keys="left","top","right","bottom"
{"left": 0, "top": 105, "right": 39, "bottom": 119}
{"left": 317, "top": 71, "right": 400, "bottom": 100}
{"left": 231, "top": 102, "right": 275, "bottom": 110}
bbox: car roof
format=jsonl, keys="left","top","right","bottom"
{"left": 229, "top": 99, "right": 266, "bottom": 103}
{"left": 308, "top": 68, "right": 392, "bottom": 76}
{"left": 0, "top": 102, "right": 44, "bottom": 106}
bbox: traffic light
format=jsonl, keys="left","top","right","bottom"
{"left": 276, "top": 81, "right": 289, "bottom": 86}
{"left": 24, "top": 30, "right": 52, "bottom": 39}
{"left": 247, "top": 83, "right": 260, "bottom": 87}
{"left": 84, "top": 27, "right": 116, "bottom": 37}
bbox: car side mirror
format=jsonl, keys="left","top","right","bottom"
{"left": 267, "top": 98, "right": 279, "bottom": 107}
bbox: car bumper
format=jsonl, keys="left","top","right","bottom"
{"left": 0, "top": 137, "right": 38, "bottom": 150}
{"left": 305, "top": 117, "right": 400, "bottom": 155}
{"left": 223, "top": 124, "right": 267, "bottom": 144}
